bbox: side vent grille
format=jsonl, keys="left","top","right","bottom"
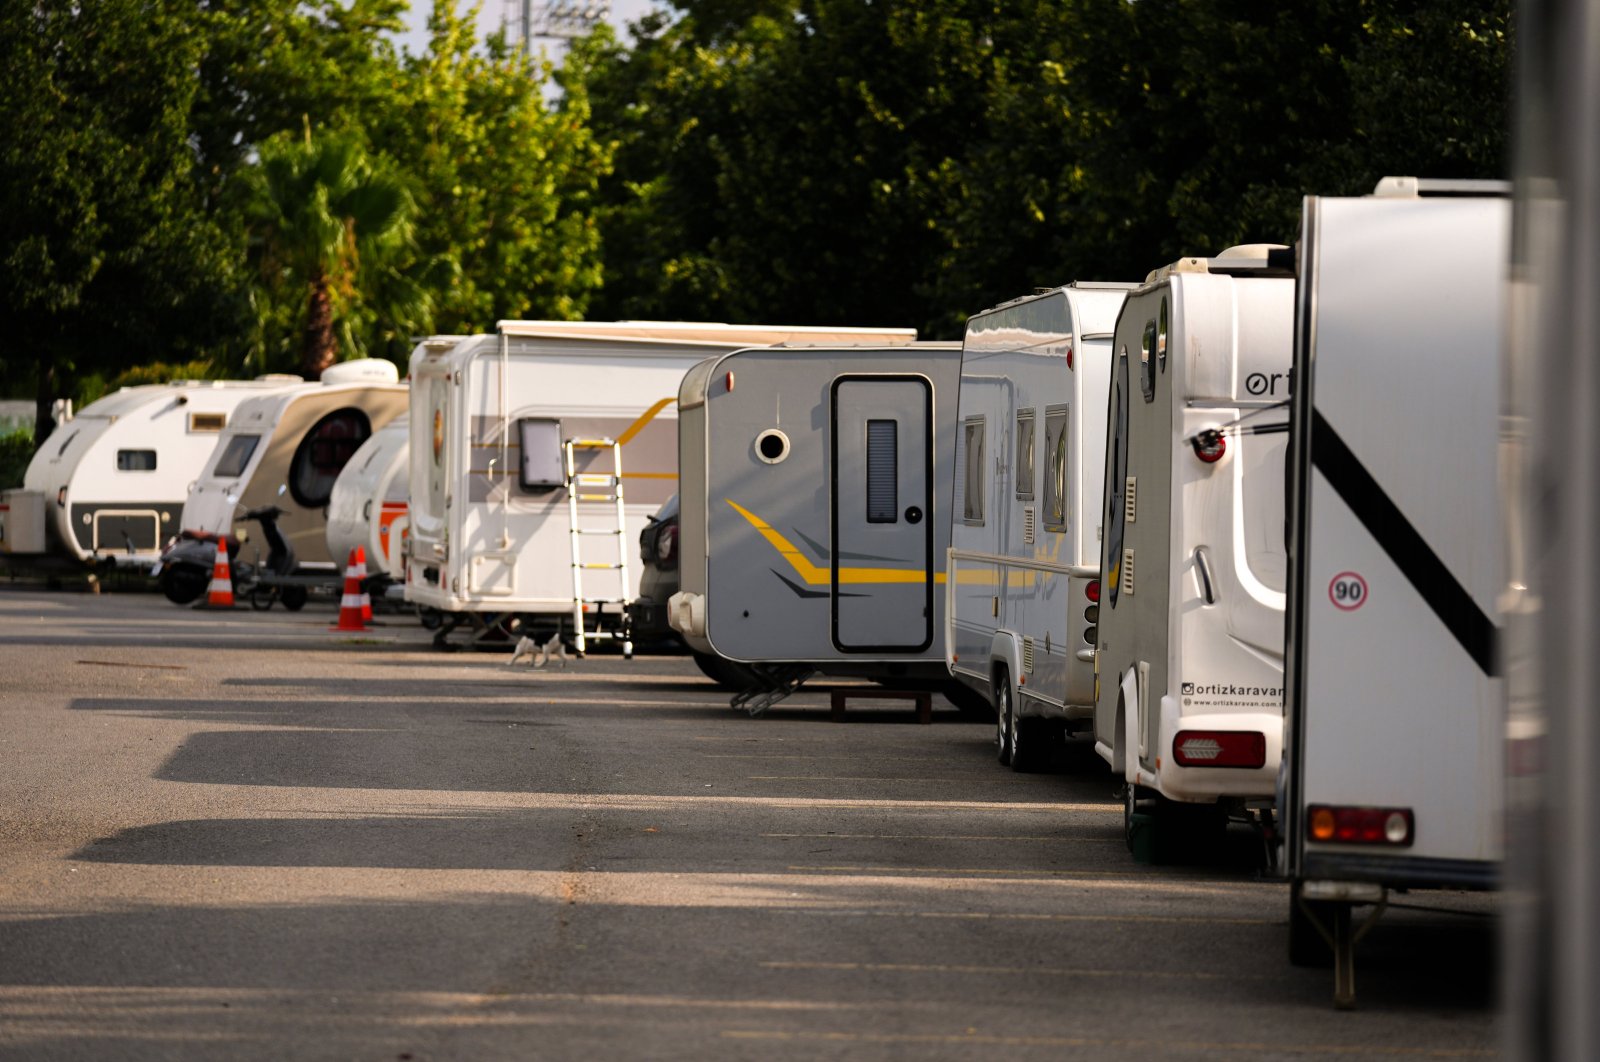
{"left": 1023, "top": 505, "right": 1035, "bottom": 544}
{"left": 1122, "top": 548, "right": 1135, "bottom": 595}
{"left": 1022, "top": 637, "right": 1035, "bottom": 674}
{"left": 1125, "top": 477, "right": 1137, "bottom": 523}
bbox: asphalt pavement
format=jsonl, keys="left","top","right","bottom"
{"left": 0, "top": 587, "right": 1497, "bottom": 1060}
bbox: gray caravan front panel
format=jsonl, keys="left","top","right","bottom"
{"left": 831, "top": 376, "right": 934, "bottom": 652}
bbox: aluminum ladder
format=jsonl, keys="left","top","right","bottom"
{"left": 563, "top": 437, "right": 633, "bottom": 657}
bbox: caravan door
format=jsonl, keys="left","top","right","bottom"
{"left": 830, "top": 375, "right": 934, "bottom": 653}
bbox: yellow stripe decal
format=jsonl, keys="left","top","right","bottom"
{"left": 724, "top": 499, "right": 946, "bottom": 587}
{"left": 617, "top": 398, "right": 676, "bottom": 447}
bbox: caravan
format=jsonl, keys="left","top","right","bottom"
{"left": 945, "top": 284, "right": 1133, "bottom": 769}
{"left": 0, "top": 377, "right": 305, "bottom": 570}
{"left": 1091, "top": 246, "right": 1294, "bottom": 845}
{"left": 1281, "top": 180, "right": 1508, "bottom": 1005}
{"left": 168, "top": 359, "right": 407, "bottom": 598}
{"left": 669, "top": 342, "right": 959, "bottom": 708}
{"left": 326, "top": 419, "right": 410, "bottom": 585}
{"left": 405, "top": 322, "right": 914, "bottom": 651}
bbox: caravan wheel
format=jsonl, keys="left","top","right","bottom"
{"left": 994, "top": 669, "right": 1013, "bottom": 766}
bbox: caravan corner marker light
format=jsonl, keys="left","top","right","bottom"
{"left": 725, "top": 371, "right": 735, "bottom": 393}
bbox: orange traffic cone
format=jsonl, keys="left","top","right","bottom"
{"left": 353, "top": 546, "right": 373, "bottom": 623}
{"left": 206, "top": 539, "right": 235, "bottom": 608}
{"left": 330, "top": 548, "right": 370, "bottom": 631}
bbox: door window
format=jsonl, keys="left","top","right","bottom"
{"left": 866, "top": 419, "right": 898, "bottom": 523}
{"left": 1106, "top": 350, "right": 1132, "bottom": 606}
{"left": 213, "top": 434, "right": 260, "bottom": 478}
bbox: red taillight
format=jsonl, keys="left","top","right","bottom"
{"left": 657, "top": 522, "right": 678, "bottom": 564}
{"left": 1066, "top": 343, "right": 1074, "bottom": 371}
{"left": 1307, "top": 805, "right": 1413, "bottom": 847}
{"left": 1172, "top": 730, "right": 1266, "bottom": 768}
{"left": 1192, "top": 431, "right": 1226, "bottom": 463}
{"left": 1085, "top": 579, "right": 1100, "bottom": 603}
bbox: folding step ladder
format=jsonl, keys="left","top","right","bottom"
{"left": 563, "top": 437, "right": 634, "bottom": 657}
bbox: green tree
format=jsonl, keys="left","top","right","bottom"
{"left": 242, "top": 127, "right": 418, "bottom": 377}
{"left": 0, "top": 0, "right": 246, "bottom": 443}
{"left": 366, "top": 2, "right": 611, "bottom": 336}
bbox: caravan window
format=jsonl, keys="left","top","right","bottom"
{"left": 1015, "top": 410, "right": 1036, "bottom": 500}
{"left": 289, "top": 408, "right": 371, "bottom": 508}
{"left": 1140, "top": 318, "right": 1158, "bottom": 403}
{"left": 518, "top": 419, "right": 565, "bottom": 491}
{"left": 866, "top": 419, "right": 899, "bottom": 523}
{"left": 1043, "top": 407, "right": 1069, "bottom": 531}
{"left": 962, "top": 417, "right": 985, "bottom": 524}
{"left": 1106, "top": 350, "right": 1132, "bottom": 607}
{"left": 213, "top": 434, "right": 260, "bottom": 478}
{"left": 117, "top": 449, "right": 156, "bottom": 472}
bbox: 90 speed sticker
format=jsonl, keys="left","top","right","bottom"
{"left": 1329, "top": 571, "right": 1368, "bottom": 611}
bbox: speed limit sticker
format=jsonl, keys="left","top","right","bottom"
{"left": 1329, "top": 572, "right": 1368, "bottom": 611}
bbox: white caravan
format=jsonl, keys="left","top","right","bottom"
{"left": 1092, "top": 246, "right": 1294, "bottom": 847}
{"left": 181, "top": 359, "right": 407, "bottom": 570}
{"left": 669, "top": 342, "right": 961, "bottom": 709}
{"left": 1281, "top": 179, "right": 1508, "bottom": 1006}
{"left": 405, "top": 321, "right": 915, "bottom": 651}
{"left": 0, "top": 377, "right": 304, "bottom": 569}
{"left": 944, "top": 283, "right": 1134, "bottom": 769}
{"left": 325, "top": 419, "right": 410, "bottom": 582}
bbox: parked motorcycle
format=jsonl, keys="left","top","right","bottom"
{"left": 152, "top": 505, "right": 306, "bottom": 610}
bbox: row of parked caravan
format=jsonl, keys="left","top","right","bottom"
{"left": 0, "top": 177, "right": 1504, "bottom": 1005}
{"left": 671, "top": 177, "right": 1507, "bottom": 1007}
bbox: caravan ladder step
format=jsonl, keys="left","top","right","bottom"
{"left": 563, "top": 435, "right": 633, "bottom": 657}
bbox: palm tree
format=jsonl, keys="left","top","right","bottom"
{"left": 245, "top": 125, "right": 417, "bottom": 378}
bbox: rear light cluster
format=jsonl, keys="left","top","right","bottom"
{"left": 1191, "top": 430, "right": 1226, "bottom": 463}
{"left": 656, "top": 522, "right": 678, "bottom": 565}
{"left": 1083, "top": 580, "right": 1099, "bottom": 645}
{"left": 1307, "top": 805, "right": 1414, "bottom": 847}
{"left": 1172, "top": 730, "right": 1266, "bottom": 769}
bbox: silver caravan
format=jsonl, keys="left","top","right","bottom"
{"left": 405, "top": 322, "right": 914, "bottom": 651}
{"left": 945, "top": 284, "right": 1133, "bottom": 769}
{"left": 1281, "top": 180, "right": 1508, "bottom": 1006}
{"left": 669, "top": 342, "right": 960, "bottom": 703}
{"left": 325, "top": 419, "right": 409, "bottom": 582}
{"left": 180, "top": 359, "right": 407, "bottom": 570}
{"left": 0, "top": 377, "right": 304, "bottom": 569}
{"left": 1092, "top": 246, "right": 1294, "bottom": 847}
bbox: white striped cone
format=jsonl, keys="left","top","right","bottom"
{"left": 330, "top": 550, "right": 369, "bottom": 631}
{"left": 206, "top": 540, "right": 234, "bottom": 608}
{"left": 353, "top": 545, "right": 373, "bottom": 623}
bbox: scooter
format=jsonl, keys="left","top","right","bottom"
{"left": 152, "top": 505, "right": 305, "bottom": 609}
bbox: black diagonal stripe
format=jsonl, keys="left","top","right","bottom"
{"left": 1311, "top": 410, "right": 1498, "bottom": 676}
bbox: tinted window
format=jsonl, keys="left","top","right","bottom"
{"left": 1015, "top": 410, "right": 1035, "bottom": 499}
{"left": 213, "top": 434, "right": 260, "bottom": 478}
{"left": 1106, "top": 351, "right": 1131, "bottom": 606}
{"left": 962, "top": 417, "right": 985, "bottom": 523}
{"left": 518, "top": 418, "right": 564, "bottom": 491}
{"left": 117, "top": 450, "right": 156, "bottom": 472}
{"left": 290, "top": 409, "right": 371, "bottom": 507}
{"left": 1043, "top": 408, "right": 1069, "bottom": 531}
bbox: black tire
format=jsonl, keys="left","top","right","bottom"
{"left": 281, "top": 586, "right": 308, "bottom": 612}
{"left": 994, "top": 668, "right": 1013, "bottom": 766}
{"left": 691, "top": 651, "right": 759, "bottom": 690}
{"left": 248, "top": 588, "right": 274, "bottom": 611}
{"left": 417, "top": 607, "right": 444, "bottom": 630}
{"left": 159, "top": 563, "right": 209, "bottom": 605}
{"left": 1289, "top": 880, "right": 1336, "bottom": 967}
{"left": 941, "top": 680, "right": 992, "bottom": 720}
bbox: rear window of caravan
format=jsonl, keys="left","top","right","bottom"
{"left": 213, "top": 434, "right": 260, "bottom": 478}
